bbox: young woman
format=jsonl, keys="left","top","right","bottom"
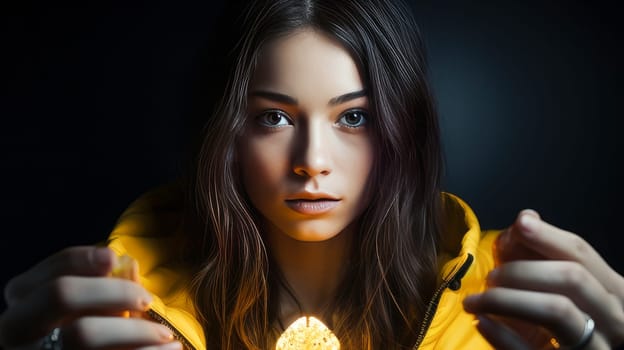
{"left": 1, "top": 0, "right": 623, "bottom": 349}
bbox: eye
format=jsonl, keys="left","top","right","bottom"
{"left": 256, "top": 110, "right": 292, "bottom": 127}
{"left": 337, "top": 110, "right": 368, "bottom": 128}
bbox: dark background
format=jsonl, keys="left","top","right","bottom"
{"left": 1, "top": 0, "right": 622, "bottom": 313}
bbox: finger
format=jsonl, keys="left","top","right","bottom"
{"left": 4, "top": 246, "right": 115, "bottom": 305}
{"left": 494, "top": 210, "right": 546, "bottom": 264}
{"left": 513, "top": 211, "right": 624, "bottom": 297}
{"left": 62, "top": 317, "right": 176, "bottom": 349}
{"left": 22, "top": 338, "right": 184, "bottom": 350}
{"left": 0, "top": 277, "right": 152, "bottom": 347}
{"left": 474, "top": 314, "right": 532, "bottom": 350}
{"left": 463, "top": 287, "right": 587, "bottom": 346}
{"left": 487, "top": 260, "right": 622, "bottom": 328}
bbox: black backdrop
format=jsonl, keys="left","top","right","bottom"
{"left": 2, "top": 0, "right": 622, "bottom": 311}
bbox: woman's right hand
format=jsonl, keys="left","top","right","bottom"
{"left": 0, "top": 246, "right": 182, "bottom": 350}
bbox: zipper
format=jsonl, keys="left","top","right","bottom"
{"left": 412, "top": 253, "right": 474, "bottom": 349}
{"left": 147, "top": 309, "right": 198, "bottom": 350}
{"left": 145, "top": 253, "right": 474, "bottom": 350}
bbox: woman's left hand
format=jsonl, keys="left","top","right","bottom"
{"left": 463, "top": 209, "right": 624, "bottom": 349}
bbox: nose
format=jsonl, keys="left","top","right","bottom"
{"left": 292, "top": 119, "right": 332, "bottom": 178}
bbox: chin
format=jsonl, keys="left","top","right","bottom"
{"left": 282, "top": 222, "right": 345, "bottom": 242}
{"left": 289, "top": 232, "right": 340, "bottom": 242}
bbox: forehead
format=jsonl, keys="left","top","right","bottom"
{"left": 250, "top": 28, "right": 364, "bottom": 99}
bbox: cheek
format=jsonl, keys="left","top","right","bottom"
{"left": 239, "top": 136, "right": 289, "bottom": 197}
{"left": 360, "top": 142, "right": 375, "bottom": 179}
{"left": 333, "top": 136, "right": 375, "bottom": 216}
{"left": 340, "top": 138, "right": 374, "bottom": 185}
{"left": 354, "top": 149, "right": 375, "bottom": 215}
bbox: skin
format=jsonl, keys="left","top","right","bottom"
{"left": 238, "top": 28, "right": 374, "bottom": 324}
{"left": 463, "top": 210, "right": 624, "bottom": 349}
{"left": 240, "top": 28, "right": 374, "bottom": 243}
{"left": 0, "top": 247, "right": 182, "bottom": 349}
{"left": 1, "top": 26, "right": 623, "bottom": 350}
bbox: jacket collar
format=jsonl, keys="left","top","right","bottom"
{"left": 106, "top": 186, "right": 490, "bottom": 350}
{"left": 106, "top": 183, "right": 205, "bottom": 350}
{"left": 437, "top": 191, "right": 482, "bottom": 286}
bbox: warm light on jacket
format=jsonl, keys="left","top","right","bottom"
{"left": 106, "top": 184, "right": 501, "bottom": 349}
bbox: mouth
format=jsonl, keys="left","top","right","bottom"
{"left": 284, "top": 198, "right": 341, "bottom": 215}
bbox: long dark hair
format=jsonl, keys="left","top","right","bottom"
{"left": 186, "top": 0, "right": 445, "bottom": 348}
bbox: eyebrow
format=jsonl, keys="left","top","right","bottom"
{"left": 249, "top": 89, "right": 367, "bottom": 106}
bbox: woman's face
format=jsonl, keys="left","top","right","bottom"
{"left": 238, "top": 28, "right": 374, "bottom": 242}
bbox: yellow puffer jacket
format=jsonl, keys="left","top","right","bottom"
{"left": 106, "top": 184, "right": 502, "bottom": 349}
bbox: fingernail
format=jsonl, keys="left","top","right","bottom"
{"left": 157, "top": 325, "right": 174, "bottom": 341}
{"left": 139, "top": 295, "right": 153, "bottom": 310}
{"left": 159, "top": 341, "right": 183, "bottom": 350}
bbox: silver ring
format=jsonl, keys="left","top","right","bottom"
{"left": 569, "top": 315, "right": 594, "bottom": 350}
{"left": 41, "top": 327, "right": 63, "bottom": 350}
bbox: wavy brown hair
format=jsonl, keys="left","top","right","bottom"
{"left": 186, "top": 0, "right": 445, "bottom": 348}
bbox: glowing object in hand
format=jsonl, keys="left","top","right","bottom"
{"left": 110, "top": 254, "right": 141, "bottom": 318}
{"left": 111, "top": 254, "right": 138, "bottom": 281}
{"left": 275, "top": 316, "right": 340, "bottom": 350}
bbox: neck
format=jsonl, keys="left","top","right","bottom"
{"left": 265, "top": 222, "right": 355, "bottom": 325}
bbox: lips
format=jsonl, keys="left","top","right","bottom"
{"left": 285, "top": 198, "right": 341, "bottom": 215}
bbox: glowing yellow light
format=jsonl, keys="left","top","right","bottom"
{"left": 112, "top": 254, "right": 137, "bottom": 280}
{"left": 111, "top": 254, "right": 138, "bottom": 318}
{"left": 275, "top": 316, "right": 340, "bottom": 350}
